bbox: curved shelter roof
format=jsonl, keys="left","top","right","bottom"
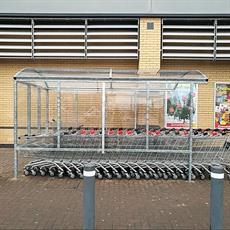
{"left": 14, "top": 68, "right": 208, "bottom": 92}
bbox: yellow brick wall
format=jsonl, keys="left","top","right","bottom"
{"left": 138, "top": 18, "right": 161, "bottom": 74}
{"left": 1, "top": 17, "right": 230, "bottom": 144}
{"left": 161, "top": 60, "right": 230, "bottom": 129}
{"left": 0, "top": 59, "right": 138, "bottom": 144}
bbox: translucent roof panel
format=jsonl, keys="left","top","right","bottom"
{"left": 14, "top": 68, "right": 208, "bottom": 92}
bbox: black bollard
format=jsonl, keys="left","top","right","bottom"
{"left": 210, "top": 163, "right": 224, "bottom": 230}
{"left": 83, "top": 165, "right": 95, "bottom": 230}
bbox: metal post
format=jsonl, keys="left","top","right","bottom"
{"left": 188, "top": 83, "right": 193, "bottom": 182}
{"left": 101, "top": 82, "right": 105, "bottom": 154}
{"left": 210, "top": 164, "right": 224, "bottom": 230}
{"left": 45, "top": 89, "right": 49, "bottom": 134}
{"left": 57, "top": 81, "right": 61, "bottom": 148}
{"left": 31, "top": 19, "right": 35, "bottom": 59}
{"left": 83, "top": 165, "right": 95, "bottom": 230}
{"left": 146, "top": 83, "right": 150, "bottom": 149}
{"left": 27, "top": 85, "right": 31, "bottom": 136}
{"left": 37, "top": 87, "right": 41, "bottom": 133}
{"left": 13, "top": 80, "right": 18, "bottom": 178}
{"left": 84, "top": 19, "right": 88, "bottom": 59}
{"left": 134, "top": 90, "right": 137, "bottom": 129}
{"left": 74, "top": 91, "right": 78, "bottom": 127}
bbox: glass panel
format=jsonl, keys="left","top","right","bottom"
{"left": 60, "top": 89, "right": 102, "bottom": 150}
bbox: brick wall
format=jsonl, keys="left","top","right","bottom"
{"left": 1, "top": 17, "right": 230, "bottom": 144}
{"left": 0, "top": 59, "right": 138, "bottom": 144}
{"left": 138, "top": 18, "right": 161, "bottom": 74}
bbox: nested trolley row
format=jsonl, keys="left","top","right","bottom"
{"left": 21, "top": 128, "right": 230, "bottom": 180}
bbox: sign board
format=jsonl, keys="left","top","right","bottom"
{"left": 214, "top": 83, "right": 230, "bottom": 129}
{"left": 165, "top": 84, "right": 197, "bottom": 128}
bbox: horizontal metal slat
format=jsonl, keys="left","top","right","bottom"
{"left": 34, "top": 39, "right": 85, "bottom": 43}
{"left": 163, "top": 32, "right": 214, "bottom": 36}
{"left": 217, "top": 40, "right": 230, "bottom": 43}
{"left": 0, "top": 45, "right": 31, "bottom": 49}
{"left": 163, "top": 39, "right": 214, "bottom": 43}
{"left": 87, "top": 53, "right": 138, "bottom": 57}
{"left": 0, "top": 52, "right": 31, "bottom": 56}
{"left": 34, "top": 52, "right": 85, "bottom": 57}
{"left": 217, "top": 33, "right": 230, "bottom": 36}
{"left": 216, "top": 47, "right": 230, "bottom": 50}
{"left": 34, "top": 25, "right": 85, "bottom": 29}
{"left": 87, "top": 25, "right": 138, "bottom": 29}
{"left": 163, "top": 53, "right": 213, "bottom": 57}
{"left": 87, "top": 46, "right": 138, "bottom": 50}
{"left": 163, "top": 25, "right": 214, "bottom": 29}
{"left": 34, "top": 45, "right": 85, "bottom": 49}
{"left": 0, "top": 31, "right": 31, "bottom": 35}
{"left": 87, "top": 32, "right": 138, "bottom": 36}
{"left": 0, "top": 38, "right": 31, "bottom": 42}
{"left": 0, "top": 24, "right": 31, "bottom": 28}
{"left": 87, "top": 38, "right": 138, "bottom": 43}
{"left": 217, "top": 26, "right": 230, "bottom": 29}
{"left": 163, "top": 46, "right": 213, "bottom": 50}
{"left": 35, "top": 31, "right": 85, "bottom": 35}
{"left": 216, "top": 53, "right": 230, "bottom": 58}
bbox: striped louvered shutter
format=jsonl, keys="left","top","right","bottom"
{"left": 216, "top": 19, "right": 230, "bottom": 59}
{"left": 0, "top": 19, "right": 32, "bottom": 58}
{"left": 86, "top": 19, "right": 139, "bottom": 59}
{"left": 162, "top": 19, "right": 215, "bottom": 59}
{"left": 33, "top": 19, "right": 86, "bottom": 58}
{"left": 0, "top": 18, "right": 138, "bottom": 59}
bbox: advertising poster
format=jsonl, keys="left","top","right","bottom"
{"left": 214, "top": 83, "right": 230, "bottom": 129}
{"left": 165, "top": 84, "right": 197, "bottom": 128}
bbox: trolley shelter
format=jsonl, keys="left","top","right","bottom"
{"left": 13, "top": 68, "right": 229, "bottom": 181}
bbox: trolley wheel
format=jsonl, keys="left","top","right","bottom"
{"left": 121, "top": 171, "right": 126, "bottom": 177}
{"left": 125, "top": 173, "right": 131, "bottom": 180}
{"left": 106, "top": 173, "right": 112, "bottom": 179}
{"left": 172, "top": 174, "right": 178, "bottom": 180}
{"left": 24, "top": 169, "right": 30, "bottom": 176}
{"left": 24, "top": 166, "right": 30, "bottom": 171}
{"left": 31, "top": 170, "right": 37, "bottom": 176}
{"left": 69, "top": 173, "right": 75, "bottom": 179}
{"left": 167, "top": 172, "right": 172, "bottom": 178}
{"left": 191, "top": 174, "right": 196, "bottom": 180}
{"left": 163, "top": 173, "right": 168, "bottom": 180}
{"left": 200, "top": 174, "right": 206, "bottom": 180}
{"left": 58, "top": 172, "right": 64, "bottom": 178}
{"left": 116, "top": 173, "right": 122, "bottom": 179}
{"left": 181, "top": 174, "right": 187, "bottom": 180}
{"left": 139, "top": 171, "right": 144, "bottom": 177}
{"left": 79, "top": 173, "right": 84, "bottom": 179}
{"left": 130, "top": 171, "right": 135, "bottom": 178}
{"left": 135, "top": 173, "right": 141, "bottom": 180}
{"left": 176, "top": 171, "right": 181, "bottom": 177}
{"left": 153, "top": 174, "right": 159, "bottom": 180}
{"left": 40, "top": 170, "right": 46, "bottom": 177}
{"left": 148, "top": 171, "right": 154, "bottom": 178}
{"left": 97, "top": 173, "right": 103, "bottom": 179}
{"left": 49, "top": 170, "right": 55, "bottom": 177}
{"left": 157, "top": 171, "right": 163, "bottom": 178}
{"left": 33, "top": 166, "right": 38, "bottom": 171}
{"left": 144, "top": 173, "right": 150, "bottom": 180}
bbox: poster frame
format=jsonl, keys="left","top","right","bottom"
{"left": 213, "top": 82, "right": 230, "bottom": 129}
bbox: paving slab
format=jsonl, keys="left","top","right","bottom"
{"left": 0, "top": 148, "right": 230, "bottom": 229}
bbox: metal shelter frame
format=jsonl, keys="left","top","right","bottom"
{"left": 13, "top": 68, "right": 208, "bottom": 181}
